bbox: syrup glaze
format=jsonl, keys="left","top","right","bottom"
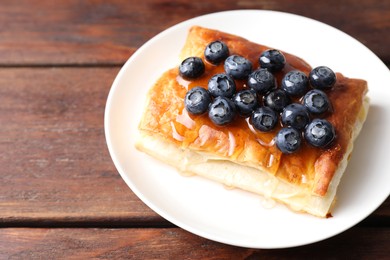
{"left": 139, "top": 27, "right": 368, "bottom": 195}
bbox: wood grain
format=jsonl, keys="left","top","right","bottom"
{"left": 0, "top": 1, "right": 389, "bottom": 256}
{"left": 0, "top": 68, "right": 165, "bottom": 226}
{"left": 0, "top": 0, "right": 388, "bottom": 65}
{"left": 0, "top": 227, "right": 389, "bottom": 259}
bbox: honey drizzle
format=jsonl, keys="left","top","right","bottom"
{"left": 141, "top": 32, "right": 367, "bottom": 192}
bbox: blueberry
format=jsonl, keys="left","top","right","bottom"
{"left": 259, "top": 49, "right": 286, "bottom": 72}
{"left": 208, "top": 73, "right": 236, "bottom": 98}
{"left": 233, "top": 89, "right": 258, "bottom": 117}
{"left": 251, "top": 106, "right": 278, "bottom": 132}
{"left": 305, "top": 119, "right": 335, "bottom": 148}
{"left": 275, "top": 127, "right": 302, "bottom": 154}
{"left": 208, "top": 97, "right": 236, "bottom": 126}
{"left": 281, "top": 103, "right": 310, "bottom": 130}
{"left": 281, "top": 70, "right": 308, "bottom": 97}
{"left": 264, "top": 89, "right": 291, "bottom": 112}
{"left": 247, "top": 68, "right": 276, "bottom": 94}
{"left": 179, "top": 57, "right": 205, "bottom": 79}
{"left": 224, "top": 55, "right": 252, "bottom": 79}
{"left": 303, "top": 89, "right": 331, "bottom": 114}
{"left": 204, "top": 41, "right": 229, "bottom": 65}
{"left": 184, "top": 87, "right": 212, "bottom": 115}
{"left": 309, "top": 66, "right": 336, "bottom": 90}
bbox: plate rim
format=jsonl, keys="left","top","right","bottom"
{"left": 104, "top": 9, "right": 390, "bottom": 249}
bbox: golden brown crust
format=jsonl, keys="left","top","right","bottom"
{"left": 138, "top": 26, "right": 368, "bottom": 198}
{"left": 312, "top": 75, "right": 368, "bottom": 195}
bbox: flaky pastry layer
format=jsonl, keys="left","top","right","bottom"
{"left": 136, "top": 26, "right": 369, "bottom": 217}
{"left": 136, "top": 96, "right": 368, "bottom": 217}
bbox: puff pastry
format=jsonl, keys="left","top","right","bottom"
{"left": 136, "top": 26, "right": 369, "bottom": 217}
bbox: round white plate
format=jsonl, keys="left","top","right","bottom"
{"left": 105, "top": 10, "right": 390, "bottom": 248}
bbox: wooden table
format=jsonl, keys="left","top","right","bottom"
{"left": 1, "top": 0, "right": 389, "bottom": 258}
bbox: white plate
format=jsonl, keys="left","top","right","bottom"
{"left": 105, "top": 10, "right": 390, "bottom": 248}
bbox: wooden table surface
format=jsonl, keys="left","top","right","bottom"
{"left": 1, "top": 0, "right": 389, "bottom": 258}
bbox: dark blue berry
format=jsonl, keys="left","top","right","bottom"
{"left": 281, "top": 70, "right": 308, "bottom": 97}
{"left": 251, "top": 106, "right": 278, "bottom": 132}
{"left": 184, "top": 87, "right": 212, "bottom": 115}
{"left": 233, "top": 90, "right": 258, "bottom": 117}
{"left": 208, "top": 73, "right": 236, "bottom": 98}
{"left": 179, "top": 57, "right": 205, "bottom": 79}
{"left": 275, "top": 127, "right": 302, "bottom": 154}
{"left": 264, "top": 89, "right": 291, "bottom": 112}
{"left": 247, "top": 68, "right": 276, "bottom": 94}
{"left": 309, "top": 66, "right": 336, "bottom": 90}
{"left": 281, "top": 103, "right": 310, "bottom": 130}
{"left": 224, "top": 55, "right": 252, "bottom": 79}
{"left": 303, "top": 89, "right": 331, "bottom": 114}
{"left": 204, "top": 41, "right": 229, "bottom": 65}
{"left": 259, "top": 49, "right": 286, "bottom": 72}
{"left": 208, "top": 97, "right": 236, "bottom": 126}
{"left": 304, "top": 119, "right": 335, "bottom": 148}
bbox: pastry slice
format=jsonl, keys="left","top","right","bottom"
{"left": 135, "top": 26, "right": 369, "bottom": 217}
